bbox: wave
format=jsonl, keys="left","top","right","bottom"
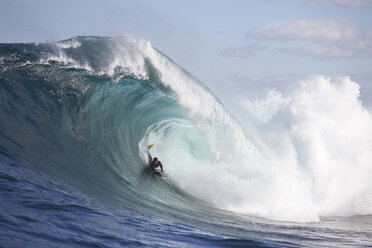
{"left": 0, "top": 36, "right": 371, "bottom": 222}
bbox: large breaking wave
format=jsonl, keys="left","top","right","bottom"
{"left": 1, "top": 36, "right": 371, "bottom": 222}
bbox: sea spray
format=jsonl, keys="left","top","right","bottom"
{"left": 2, "top": 36, "right": 371, "bottom": 222}
{"left": 84, "top": 36, "right": 372, "bottom": 222}
{"left": 238, "top": 76, "right": 372, "bottom": 220}
{"left": 135, "top": 40, "right": 372, "bottom": 221}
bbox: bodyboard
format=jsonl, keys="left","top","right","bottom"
{"left": 154, "top": 168, "right": 167, "bottom": 177}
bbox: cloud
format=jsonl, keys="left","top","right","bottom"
{"left": 282, "top": 42, "right": 372, "bottom": 59}
{"left": 269, "top": 0, "right": 372, "bottom": 8}
{"left": 309, "top": 0, "right": 372, "bottom": 7}
{"left": 243, "top": 19, "right": 372, "bottom": 59}
{"left": 248, "top": 19, "right": 360, "bottom": 42}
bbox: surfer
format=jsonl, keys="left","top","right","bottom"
{"left": 147, "top": 145, "right": 164, "bottom": 176}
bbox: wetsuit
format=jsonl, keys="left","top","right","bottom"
{"left": 148, "top": 151, "right": 163, "bottom": 175}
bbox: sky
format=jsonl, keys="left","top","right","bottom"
{"left": 1, "top": 0, "right": 372, "bottom": 104}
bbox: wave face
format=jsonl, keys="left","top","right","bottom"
{"left": 1, "top": 36, "right": 372, "bottom": 228}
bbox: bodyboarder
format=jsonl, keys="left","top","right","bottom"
{"left": 147, "top": 145, "right": 164, "bottom": 176}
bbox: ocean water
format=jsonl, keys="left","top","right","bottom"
{"left": 0, "top": 36, "right": 371, "bottom": 247}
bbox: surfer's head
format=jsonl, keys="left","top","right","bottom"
{"left": 153, "top": 157, "right": 158, "bottom": 164}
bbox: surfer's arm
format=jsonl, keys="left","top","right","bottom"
{"left": 147, "top": 151, "right": 153, "bottom": 164}
{"left": 159, "top": 162, "right": 164, "bottom": 172}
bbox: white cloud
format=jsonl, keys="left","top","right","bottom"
{"left": 221, "top": 18, "right": 372, "bottom": 59}
{"left": 287, "top": 42, "right": 372, "bottom": 59}
{"left": 316, "top": 0, "right": 372, "bottom": 8}
{"left": 269, "top": 0, "right": 372, "bottom": 8}
{"left": 244, "top": 19, "right": 372, "bottom": 59}
{"left": 248, "top": 19, "right": 360, "bottom": 42}
{"left": 305, "top": 0, "right": 372, "bottom": 8}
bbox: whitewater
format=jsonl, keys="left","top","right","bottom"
{"left": 0, "top": 36, "right": 371, "bottom": 247}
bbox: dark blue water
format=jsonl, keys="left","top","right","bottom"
{"left": 1, "top": 37, "right": 371, "bottom": 247}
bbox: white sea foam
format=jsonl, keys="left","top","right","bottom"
{"left": 233, "top": 75, "right": 372, "bottom": 221}
{"left": 124, "top": 38, "right": 372, "bottom": 222}
{"left": 101, "top": 38, "right": 149, "bottom": 80}
{"left": 56, "top": 39, "right": 81, "bottom": 49}
{"left": 39, "top": 51, "right": 92, "bottom": 72}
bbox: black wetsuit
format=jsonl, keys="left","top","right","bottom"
{"left": 148, "top": 152, "right": 163, "bottom": 175}
{"left": 150, "top": 160, "right": 163, "bottom": 173}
